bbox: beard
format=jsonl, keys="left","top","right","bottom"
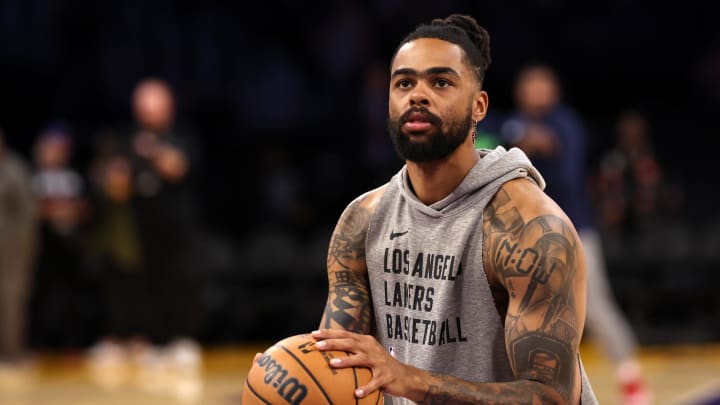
{"left": 387, "top": 105, "right": 473, "bottom": 163}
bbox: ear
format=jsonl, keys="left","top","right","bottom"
{"left": 472, "top": 90, "right": 489, "bottom": 122}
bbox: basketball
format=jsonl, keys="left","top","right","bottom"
{"left": 242, "top": 333, "right": 384, "bottom": 405}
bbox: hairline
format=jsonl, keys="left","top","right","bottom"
{"left": 391, "top": 38, "right": 484, "bottom": 90}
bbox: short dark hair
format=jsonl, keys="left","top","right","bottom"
{"left": 392, "top": 14, "right": 491, "bottom": 86}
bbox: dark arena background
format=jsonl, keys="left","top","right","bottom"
{"left": 0, "top": 1, "right": 718, "bottom": 404}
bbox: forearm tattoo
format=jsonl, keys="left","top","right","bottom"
{"left": 321, "top": 199, "right": 373, "bottom": 333}
{"left": 420, "top": 378, "right": 562, "bottom": 405}
{"left": 419, "top": 189, "right": 581, "bottom": 404}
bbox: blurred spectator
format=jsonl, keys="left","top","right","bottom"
{"left": 28, "top": 123, "right": 97, "bottom": 349}
{"left": 0, "top": 129, "right": 38, "bottom": 371}
{"left": 86, "top": 130, "right": 143, "bottom": 336}
{"left": 593, "top": 109, "right": 684, "bottom": 235}
{"left": 30, "top": 123, "right": 87, "bottom": 235}
{"left": 501, "top": 65, "right": 653, "bottom": 405}
{"left": 84, "top": 130, "right": 144, "bottom": 389}
{"left": 88, "top": 78, "right": 203, "bottom": 399}
{"left": 130, "top": 78, "right": 204, "bottom": 343}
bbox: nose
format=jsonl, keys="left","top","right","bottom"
{"left": 409, "top": 84, "right": 430, "bottom": 107}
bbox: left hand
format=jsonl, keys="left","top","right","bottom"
{"left": 311, "top": 329, "right": 418, "bottom": 399}
{"left": 518, "top": 124, "right": 558, "bottom": 158}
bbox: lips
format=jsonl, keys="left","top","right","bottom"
{"left": 403, "top": 121, "right": 433, "bottom": 132}
{"left": 402, "top": 110, "right": 435, "bottom": 133}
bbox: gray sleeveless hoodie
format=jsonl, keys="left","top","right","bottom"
{"left": 365, "top": 146, "right": 597, "bottom": 404}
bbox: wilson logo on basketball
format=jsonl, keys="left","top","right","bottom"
{"left": 256, "top": 353, "right": 309, "bottom": 405}
{"left": 244, "top": 335, "right": 383, "bottom": 405}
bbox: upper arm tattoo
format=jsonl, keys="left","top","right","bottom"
{"left": 321, "top": 198, "right": 374, "bottom": 333}
{"left": 483, "top": 189, "right": 581, "bottom": 402}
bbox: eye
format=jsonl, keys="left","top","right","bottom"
{"left": 435, "top": 78, "right": 451, "bottom": 88}
{"left": 396, "top": 78, "right": 413, "bottom": 89}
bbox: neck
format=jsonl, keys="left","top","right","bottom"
{"left": 406, "top": 138, "right": 479, "bottom": 205}
{"left": 143, "top": 121, "right": 173, "bottom": 135}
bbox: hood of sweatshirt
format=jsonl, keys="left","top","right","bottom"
{"left": 396, "top": 146, "right": 546, "bottom": 218}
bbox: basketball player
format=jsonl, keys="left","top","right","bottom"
{"left": 312, "top": 15, "right": 598, "bottom": 404}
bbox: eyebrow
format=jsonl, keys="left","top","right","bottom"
{"left": 391, "top": 67, "right": 461, "bottom": 79}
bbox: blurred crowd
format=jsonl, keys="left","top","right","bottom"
{"left": 1, "top": 78, "right": 206, "bottom": 397}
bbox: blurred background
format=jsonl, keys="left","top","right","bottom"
{"left": 0, "top": 0, "right": 719, "bottom": 404}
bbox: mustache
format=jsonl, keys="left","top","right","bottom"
{"left": 399, "top": 107, "right": 443, "bottom": 127}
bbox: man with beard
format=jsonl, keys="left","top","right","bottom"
{"left": 310, "top": 14, "right": 598, "bottom": 404}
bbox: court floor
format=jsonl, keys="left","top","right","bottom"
{"left": 1, "top": 341, "right": 718, "bottom": 404}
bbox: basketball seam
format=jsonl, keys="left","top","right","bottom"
{"left": 245, "top": 380, "right": 273, "bottom": 405}
{"left": 348, "top": 351, "right": 359, "bottom": 405}
{"left": 280, "top": 343, "right": 334, "bottom": 405}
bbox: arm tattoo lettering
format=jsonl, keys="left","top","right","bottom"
{"left": 321, "top": 200, "right": 373, "bottom": 333}
{"left": 323, "top": 270, "right": 372, "bottom": 332}
{"left": 327, "top": 204, "right": 368, "bottom": 269}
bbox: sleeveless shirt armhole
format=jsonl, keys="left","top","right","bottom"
{"left": 363, "top": 185, "right": 392, "bottom": 260}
